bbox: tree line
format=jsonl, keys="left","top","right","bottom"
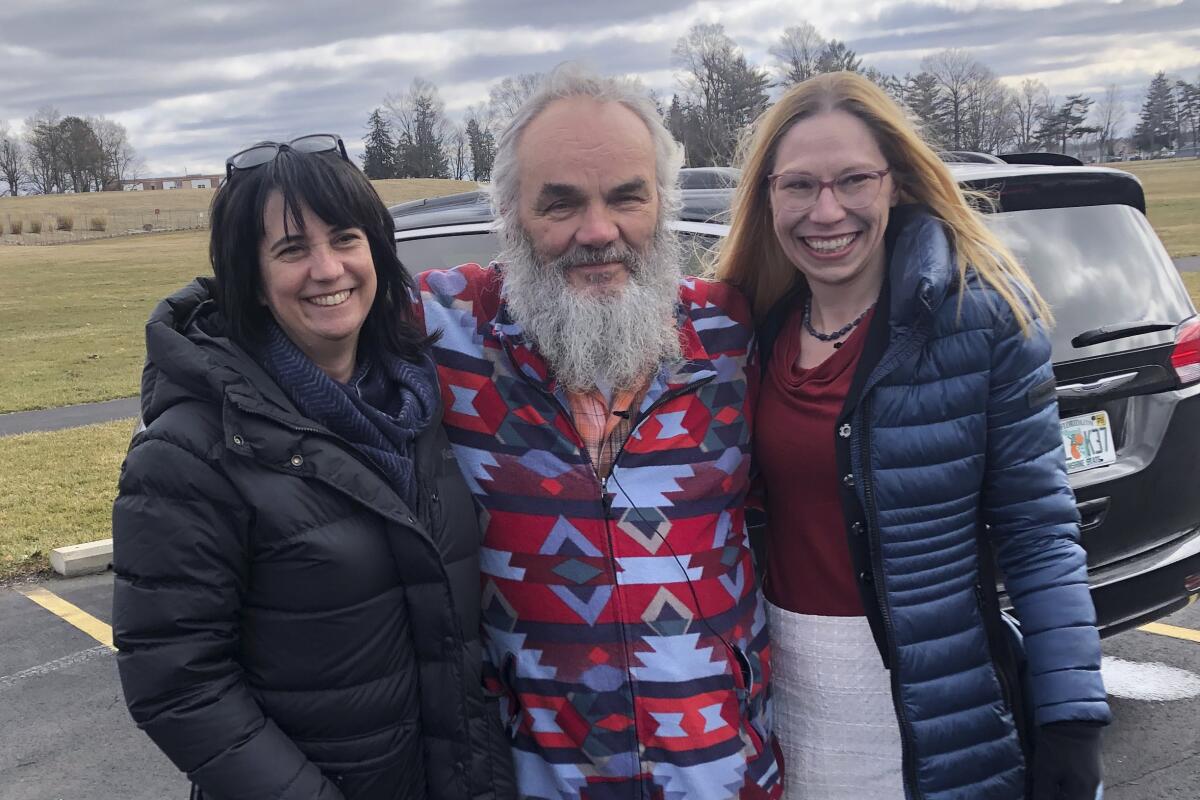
{"left": 0, "top": 108, "right": 141, "bottom": 196}
{"left": 360, "top": 20, "right": 1200, "bottom": 179}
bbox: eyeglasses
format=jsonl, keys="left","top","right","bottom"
{"left": 224, "top": 134, "right": 350, "bottom": 181}
{"left": 767, "top": 168, "right": 891, "bottom": 213}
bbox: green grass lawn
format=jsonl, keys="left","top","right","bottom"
{"left": 0, "top": 173, "right": 1196, "bottom": 580}
{"left": 0, "top": 179, "right": 475, "bottom": 414}
{"left": 0, "top": 419, "right": 136, "bottom": 580}
{"left": 1105, "top": 158, "right": 1200, "bottom": 258}
{"left": 1182, "top": 272, "right": 1200, "bottom": 308}
{"left": 0, "top": 231, "right": 208, "bottom": 413}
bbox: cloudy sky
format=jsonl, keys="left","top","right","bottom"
{"left": 1, "top": 0, "right": 1197, "bottom": 177}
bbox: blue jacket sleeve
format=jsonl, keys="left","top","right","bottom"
{"left": 979, "top": 299, "right": 1111, "bottom": 726}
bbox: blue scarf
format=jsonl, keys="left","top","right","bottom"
{"left": 259, "top": 321, "right": 438, "bottom": 511}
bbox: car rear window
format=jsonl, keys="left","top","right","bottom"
{"left": 396, "top": 232, "right": 498, "bottom": 273}
{"left": 984, "top": 205, "right": 1194, "bottom": 361}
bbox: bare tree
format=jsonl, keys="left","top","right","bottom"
{"left": 769, "top": 23, "right": 826, "bottom": 87}
{"left": 23, "top": 106, "right": 64, "bottom": 194}
{"left": 1012, "top": 78, "right": 1050, "bottom": 151}
{"left": 464, "top": 104, "right": 495, "bottom": 181}
{"left": 1092, "top": 84, "right": 1126, "bottom": 159}
{"left": 57, "top": 115, "right": 103, "bottom": 192}
{"left": 0, "top": 122, "right": 23, "bottom": 196}
{"left": 962, "top": 65, "right": 1015, "bottom": 152}
{"left": 90, "top": 117, "right": 140, "bottom": 187}
{"left": 447, "top": 123, "right": 469, "bottom": 181}
{"left": 672, "top": 22, "right": 770, "bottom": 166}
{"left": 385, "top": 78, "right": 451, "bottom": 178}
{"left": 486, "top": 73, "right": 544, "bottom": 130}
{"left": 921, "top": 49, "right": 985, "bottom": 150}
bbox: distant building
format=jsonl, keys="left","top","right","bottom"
{"left": 108, "top": 174, "right": 224, "bottom": 192}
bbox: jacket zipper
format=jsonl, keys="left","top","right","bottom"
{"left": 505, "top": 341, "right": 716, "bottom": 793}
{"left": 860, "top": 395, "right": 922, "bottom": 800}
{"left": 501, "top": 348, "right": 649, "bottom": 788}
{"left": 228, "top": 398, "right": 472, "bottom": 792}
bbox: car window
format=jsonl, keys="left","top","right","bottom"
{"left": 396, "top": 231, "right": 499, "bottom": 273}
{"left": 396, "top": 230, "right": 719, "bottom": 277}
{"left": 679, "top": 169, "right": 740, "bottom": 190}
{"left": 985, "top": 205, "right": 1195, "bottom": 361}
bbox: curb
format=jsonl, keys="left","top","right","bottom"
{"left": 49, "top": 539, "right": 112, "bottom": 577}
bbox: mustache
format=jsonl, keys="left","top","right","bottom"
{"left": 549, "top": 243, "right": 644, "bottom": 274}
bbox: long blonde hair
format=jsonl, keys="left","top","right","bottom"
{"left": 715, "top": 71, "right": 1050, "bottom": 332}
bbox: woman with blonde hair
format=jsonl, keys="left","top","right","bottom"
{"left": 718, "top": 72, "right": 1109, "bottom": 799}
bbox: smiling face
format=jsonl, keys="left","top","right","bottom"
{"left": 513, "top": 96, "right": 660, "bottom": 297}
{"left": 769, "top": 109, "right": 897, "bottom": 292}
{"left": 258, "top": 191, "right": 377, "bottom": 381}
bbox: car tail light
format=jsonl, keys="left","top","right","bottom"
{"left": 1171, "top": 318, "right": 1200, "bottom": 386}
{"left": 1185, "top": 573, "right": 1200, "bottom": 593}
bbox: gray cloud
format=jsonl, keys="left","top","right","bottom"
{"left": 0, "top": 0, "right": 1196, "bottom": 176}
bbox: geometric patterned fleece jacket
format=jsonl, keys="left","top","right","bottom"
{"left": 414, "top": 262, "right": 783, "bottom": 800}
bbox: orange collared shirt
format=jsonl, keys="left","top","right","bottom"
{"left": 564, "top": 384, "right": 646, "bottom": 480}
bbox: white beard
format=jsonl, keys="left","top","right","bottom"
{"left": 500, "top": 224, "right": 684, "bottom": 393}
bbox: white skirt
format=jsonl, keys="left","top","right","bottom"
{"left": 767, "top": 601, "right": 906, "bottom": 800}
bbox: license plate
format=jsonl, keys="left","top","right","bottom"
{"left": 1061, "top": 411, "right": 1115, "bottom": 474}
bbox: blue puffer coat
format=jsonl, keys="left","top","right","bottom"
{"left": 759, "top": 206, "right": 1111, "bottom": 799}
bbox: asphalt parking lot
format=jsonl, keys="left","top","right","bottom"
{"left": 0, "top": 573, "right": 1198, "bottom": 800}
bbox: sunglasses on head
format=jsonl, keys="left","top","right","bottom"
{"left": 224, "top": 134, "right": 350, "bottom": 181}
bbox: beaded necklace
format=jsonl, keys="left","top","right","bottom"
{"left": 803, "top": 294, "right": 876, "bottom": 349}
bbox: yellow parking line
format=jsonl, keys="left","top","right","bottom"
{"left": 17, "top": 586, "right": 114, "bottom": 650}
{"left": 1138, "top": 622, "right": 1200, "bottom": 644}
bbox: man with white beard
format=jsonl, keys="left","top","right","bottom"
{"left": 413, "top": 64, "right": 781, "bottom": 800}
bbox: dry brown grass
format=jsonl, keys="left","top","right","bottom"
{"left": 1181, "top": 272, "right": 1200, "bottom": 309}
{"left": 0, "top": 231, "right": 209, "bottom": 413}
{"left": 0, "top": 178, "right": 475, "bottom": 245}
{"left": 0, "top": 418, "right": 136, "bottom": 581}
{"left": 1104, "top": 158, "right": 1200, "bottom": 258}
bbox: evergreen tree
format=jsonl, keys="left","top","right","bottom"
{"left": 1035, "top": 95, "right": 1096, "bottom": 154}
{"left": 361, "top": 108, "right": 397, "bottom": 179}
{"left": 901, "top": 72, "right": 950, "bottom": 147}
{"left": 387, "top": 78, "right": 451, "bottom": 178}
{"left": 465, "top": 117, "right": 495, "bottom": 181}
{"left": 406, "top": 92, "right": 449, "bottom": 178}
{"left": 817, "top": 40, "right": 862, "bottom": 74}
{"left": 672, "top": 23, "right": 769, "bottom": 166}
{"left": 394, "top": 131, "right": 416, "bottom": 178}
{"left": 1176, "top": 79, "right": 1200, "bottom": 150}
{"left": 1134, "top": 72, "right": 1178, "bottom": 151}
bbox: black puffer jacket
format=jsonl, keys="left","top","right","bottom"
{"left": 113, "top": 279, "right": 514, "bottom": 800}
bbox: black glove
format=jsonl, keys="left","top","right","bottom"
{"left": 1031, "top": 721, "right": 1103, "bottom": 800}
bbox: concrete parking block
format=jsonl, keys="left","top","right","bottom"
{"left": 49, "top": 538, "right": 112, "bottom": 577}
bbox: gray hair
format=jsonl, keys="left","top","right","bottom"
{"left": 489, "top": 63, "right": 684, "bottom": 233}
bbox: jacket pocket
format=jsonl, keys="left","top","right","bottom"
{"left": 975, "top": 582, "right": 1035, "bottom": 758}
{"left": 727, "top": 642, "right": 768, "bottom": 754}
{"left": 484, "top": 652, "right": 522, "bottom": 740}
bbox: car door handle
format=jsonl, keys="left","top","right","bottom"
{"left": 1057, "top": 371, "right": 1138, "bottom": 400}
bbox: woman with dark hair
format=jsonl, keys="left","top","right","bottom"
{"left": 717, "top": 74, "right": 1109, "bottom": 799}
{"left": 113, "top": 135, "right": 514, "bottom": 800}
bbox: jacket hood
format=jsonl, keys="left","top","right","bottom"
{"left": 140, "top": 278, "right": 289, "bottom": 427}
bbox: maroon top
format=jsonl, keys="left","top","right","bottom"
{"left": 755, "top": 305, "right": 874, "bottom": 615}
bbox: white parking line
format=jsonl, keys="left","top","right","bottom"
{"left": 1101, "top": 656, "right": 1200, "bottom": 702}
{"left": 0, "top": 646, "right": 112, "bottom": 692}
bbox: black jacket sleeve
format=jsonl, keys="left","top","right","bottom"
{"left": 112, "top": 430, "right": 343, "bottom": 800}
